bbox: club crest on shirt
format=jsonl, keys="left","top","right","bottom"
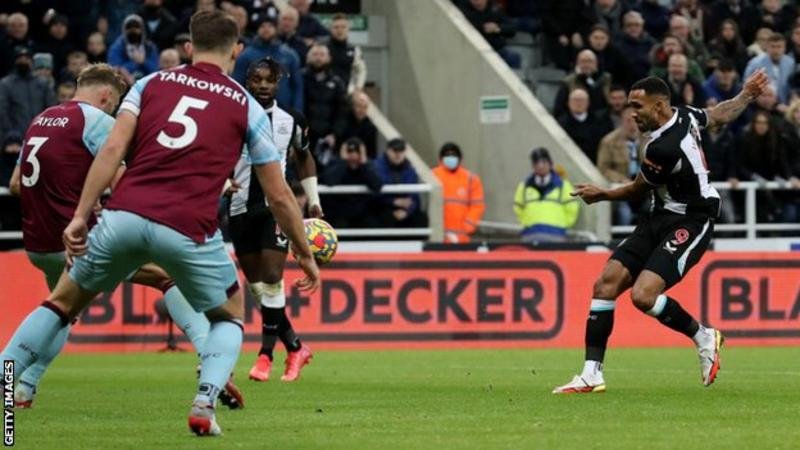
{"left": 277, "top": 123, "right": 290, "bottom": 135}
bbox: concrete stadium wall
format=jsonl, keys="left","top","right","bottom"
{"left": 362, "top": 0, "right": 611, "bottom": 240}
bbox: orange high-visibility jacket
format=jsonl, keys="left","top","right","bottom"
{"left": 432, "top": 164, "right": 485, "bottom": 242}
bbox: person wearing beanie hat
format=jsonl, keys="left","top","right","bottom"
{"left": 513, "top": 146, "right": 579, "bottom": 242}
{"left": 431, "top": 142, "right": 485, "bottom": 243}
{"left": 0, "top": 47, "right": 57, "bottom": 143}
{"left": 107, "top": 14, "right": 159, "bottom": 79}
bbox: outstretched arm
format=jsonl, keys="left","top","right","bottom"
{"left": 571, "top": 173, "right": 650, "bottom": 204}
{"left": 705, "top": 69, "right": 769, "bottom": 130}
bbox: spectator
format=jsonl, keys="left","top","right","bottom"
{"left": 159, "top": 48, "right": 181, "bottom": 70}
{"left": 702, "top": 123, "right": 738, "bottom": 223}
{"left": 708, "top": 19, "right": 749, "bottom": 74}
{"left": 513, "top": 147, "right": 579, "bottom": 242}
{"left": 664, "top": 53, "right": 706, "bottom": 107}
{"left": 668, "top": 14, "right": 710, "bottom": 71}
{"left": 636, "top": 0, "right": 671, "bottom": 40}
{"left": 748, "top": 85, "right": 787, "bottom": 132}
{"left": 0, "top": 132, "right": 22, "bottom": 188}
{"left": 229, "top": 6, "right": 250, "bottom": 42}
{"left": 0, "top": 13, "right": 33, "bottom": 76}
{"left": 597, "top": 107, "right": 643, "bottom": 225}
{"left": 458, "top": 0, "right": 520, "bottom": 69}
{"left": 594, "top": 0, "right": 629, "bottom": 36}
{"left": 319, "top": 137, "right": 384, "bottom": 228}
{"left": 615, "top": 11, "right": 656, "bottom": 87}
{"left": 540, "top": 0, "right": 596, "bottom": 70}
{"left": 703, "top": 59, "right": 740, "bottom": 106}
{"left": 705, "top": 0, "right": 758, "bottom": 44}
{"left": 342, "top": 91, "right": 378, "bottom": 159}
{"left": 0, "top": 46, "right": 57, "bottom": 143}
{"left": 176, "top": 0, "right": 218, "bottom": 34}
{"left": 173, "top": 33, "right": 192, "bottom": 65}
{"left": 585, "top": 25, "right": 626, "bottom": 87}
{"left": 737, "top": 110, "right": 795, "bottom": 222}
{"left": 138, "top": 0, "right": 178, "bottom": 51}
{"left": 649, "top": 34, "right": 704, "bottom": 83}
{"left": 279, "top": 6, "right": 309, "bottom": 66}
{"left": 304, "top": 44, "right": 349, "bottom": 158}
{"left": 780, "top": 100, "right": 800, "bottom": 201}
{"left": 56, "top": 81, "right": 76, "bottom": 103}
{"left": 557, "top": 88, "right": 611, "bottom": 163}
{"left": 322, "top": 14, "right": 367, "bottom": 94}
{"left": 744, "top": 32, "right": 793, "bottom": 104}
{"left": 553, "top": 49, "right": 611, "bottom": 118}
{"left": 431, "top": 142, "right": 485, "bottom": 243}
{"left": 747, "top": 27, "right": 772, "bottom": 58}
{"left": 59, "top": 51, "right": 89, "bottom": 85}
{"left": 108, "top": 14, "right": 159, "bottom": 80}
{"left": 100, "top": 0, "right": 142, "bottom": 44}
{"left": 505, "top": 0, "right": 540, "bottom": 38}
{"left": 598, "top": 84, "right": 627, "bottom": 128}
{"left": 86, "top": 31, "right": 107, "bottom": 63}
{"left": 290, "top": 0, "right": 329, "bottom": 45}
{"left": 233, "top": 15, "right": 303, "bottom": 111}
{"left": 373, "top": 138, "right": 428, "bottom": 228}
{"left": 32, "top": 53, "right": 55, "bottom": 90}
{"left": 35, "top": 14, "right": 75, "bottom": 75}
{"left": 754, "top": 0, "right": 795, "bottom": 35}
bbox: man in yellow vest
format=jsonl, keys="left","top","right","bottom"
{"left": 432, "top": 142, "right": 485, "bottom": 243}
{"left": 514, "top": 147, "right": 580, "bottom": 242}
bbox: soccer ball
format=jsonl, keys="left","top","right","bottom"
{"left": 301, "top": 218, "right": 338, "bottom": 265}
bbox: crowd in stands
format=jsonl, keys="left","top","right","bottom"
{"left": 458, "top": 0, "right": 800, "bottom": 227}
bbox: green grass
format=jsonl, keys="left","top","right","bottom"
{"left": 9, "top": 347, "right": 800, "bottom": 449}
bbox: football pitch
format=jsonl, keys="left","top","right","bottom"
{"left": 9, "top": 347, "right": 800, "bottom": 449}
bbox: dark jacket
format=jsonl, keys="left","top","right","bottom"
{"left": 342, "top": 113, "right": 378, "bottom": 159}
{"left": 540, "top": 0, "right": 595, "bottom": 37}
{"left": 635, "top": 1, "right": 670, "bottom": 40}
{"left": 702, "top": 128, "right": 738, "bottom": 181}
{"left": 0, "top": 72, "right": 57, "bottom": 142}
{"left": 614, "top": 32, "right": 656, "bottom": 87}
{"left": 233, "top": 37, "right": 304, "bottom": 112}
{"left": 558, "top": 112, "right": 612, "bottom": 163}
{"left": 319, "top": 159, "right": 383, "bottom": 227}
{"left": 303, "top": 68, "right": 348, "bottom": 141}
{"left": 553, "top": 71, "right": 612, "bottom": 117}
{"left": 737, "top": 129, "right": 791, "bottom": 180}
{"left": 35, "top": 36, "right": 76, "bottom": 75}
{"left": 0, "top": 35, "right": 34, "bottom": 77}
{"left": 323, "top": 37, "right": 358, "bottom": 90}
{"left": 459, "top": 1, "right": 517, "bottom": 50}
{"left": 297, "top": 13, "right": 329, "bottom": 40}
{"left": 666, "top": 77, "right": 706, "bottom": 108}
{"left": 281, "top": 33, "right": 309, "bottom": 67}
{"left": 374, "top": 154, "right": 421, "bottom": 215}
{"left": 138, "top": 5, "right": 178, "bottom": 51}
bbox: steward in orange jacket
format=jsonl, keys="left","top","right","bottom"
{"left": 432, "top": 142, "right": 485, "bottom": 243}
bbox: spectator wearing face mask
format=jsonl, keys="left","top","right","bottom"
{"left": 373, "top": 138, "right": 428, "bottom": 228}
{"left": 108, "top": 14, "right": 159, "bottom": 80}
{"left": 0, "top": 46, "right": 57, "bottom": 144}
{"left": 513, "top": 147, "right": 579, "bottom": 242}
{"left": 432, "top": 142, "right": 485, "bottom": 243}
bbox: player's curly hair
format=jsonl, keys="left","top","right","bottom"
{"left": 246, "top": 57, "right": 285, "bottom": 83}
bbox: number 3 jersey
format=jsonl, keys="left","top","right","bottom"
{"left": 105, "top": 62, "right": 280, "bottom": 243}
{"left": 19, "top": 100, "right": 114, "bottom": 253}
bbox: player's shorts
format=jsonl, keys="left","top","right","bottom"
{"left": 611, "top": 210, "right": 714, "bottom": 289}
{"left": 228, "top": 209, "right": 289, "bottom": 256}
{"left": 27, "top": 251, "right": 67, "bottom": 291}
{"left": 27, "top": 251, "right": 140, "bottom": 292}
{"left": 70, "top": 209, "right": 239, "bottom": 312}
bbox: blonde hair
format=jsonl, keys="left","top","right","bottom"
{"left": 77, "top": 63, "right": 128, "bottom": 95}
{"left": 785, "top": 99, "right": 800, "bottom": 126}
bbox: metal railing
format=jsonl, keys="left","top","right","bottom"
{"left": 0, "top": 184, "right": 435, "bottom": 241}
{"left": 610, "top": 181, "right": 800, "bottom": 239}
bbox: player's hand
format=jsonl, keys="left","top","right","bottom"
{"left": 294, "top": 253, "right": 320, "bottom": 294}
{"left": 63, "top": 217, "right": 89, "bottom": 267}
{"left": 309, "top": 203, "right": 324, "bottom": 218}
{"left": 571, "top": 184, "right": 607, "bottom": 204}
{"left": 742, "top": 69, "right": 770, "bottom": 101}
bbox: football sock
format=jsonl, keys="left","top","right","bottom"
{"left": 647, "top": 294, "right": 700, "bottom": 338}
{"left": 259, "top": 306, "right": 281, "bottom": 360}
{"left": 0, "top": 303, "right": 67, "bottom": 379}
{"left": 584, "top": 299, "right": 615, "bottom": 364}
{"left": 18, "top": 323, "right": 71, "bottom": 389}
{"left": 195, "top": 320, "right": 243, "bottom": 406}
{"left": 163, "top": 285, "right": 209, "bottom": 353}
{"left": 278, "top": 309, "right": 302, "bottom": 352}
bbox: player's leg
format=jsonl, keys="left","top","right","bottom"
{"left": 147, "top": 224, "right": 245, "bottom": 436}
{"left": 130, "top": 263, "right": 210, "bottom": 353}
{"left": 14, "top": 252, "right": 72, "bottom": 406}
{"left": 633, "top": 219, "right": 722, "bottom": 386}
{"left": 554, "top": 224, "right": 652, "bottom": 394}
